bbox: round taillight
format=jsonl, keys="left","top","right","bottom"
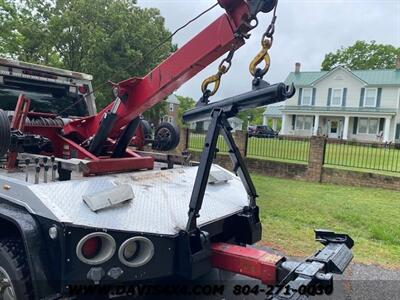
{"left": 118, "top": 237, "right": 154, "bottom": 268}
{"left": 76, "top": 233, "right": 116, "bottom": 265}
{"left": 78, "top": 85, "right": 88, "bottom": 94}
{"left": 82, "top": 237, "right": 102, "bottom": 259}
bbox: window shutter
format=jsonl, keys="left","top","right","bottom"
{"left": 311, "top": 88, "right": 316, "bottom": 106}
{"left": 396, "top": 124, "right": 400, "bottom": 140}
{"left": 359, "top": 88, "right": 365, "bottom": 107}
{"left": 298, "top": 88, "right": 303, "bottom": 105}
{"left": 353, "top": 117, "right": 358, "bottom": 134}
{"left": 342, "top": 88, "right": 347, "bottom": 107}
{"left": 292, "top": 115, "right": 296, "bottom": 130}
{"left": 376, "top": 88, "right": 382, "bottom": 107}
{"left": 327, "top": 88, "right": 332, "bottom": 106}
{"left": 379, "top": 118, "right": 385, "bottom": 132}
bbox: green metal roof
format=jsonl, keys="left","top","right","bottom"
{"left": 353, "top": 69, "right": 400, "bottom": 85}
{"left": 284, "top": 71, "right": 328, "bottom": 86}
{"left": 284, "top": 67, "right": 400, "bottom": 86}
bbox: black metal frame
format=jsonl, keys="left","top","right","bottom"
{"left": 186, "top": 108, "right": 260, "bottom": 235}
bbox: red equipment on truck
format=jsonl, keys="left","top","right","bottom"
{"left": 0, "top": 1, "right": 353, "bottom": 299}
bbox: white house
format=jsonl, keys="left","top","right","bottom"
{"left": 280, "top": 62, "right": 400, "bottom": 143}
{"left": 160, "top": 94, "right": 180, "bottom": 125}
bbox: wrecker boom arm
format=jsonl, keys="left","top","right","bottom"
{"left": 64, "top": 0, "right": 277, "bottom": 141}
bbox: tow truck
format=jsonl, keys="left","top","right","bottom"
{"left": 0, "top": 1, "right": 354, "bottom": 299}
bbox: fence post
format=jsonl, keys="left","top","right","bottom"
{"left": 234, "top": 130, "right": 248, "bottom": 157}
{"left": 178, "top": 127, "right": 190, "bottom": 153}
{"left": 306, "top": 136, "right": 326, "bottom": 182}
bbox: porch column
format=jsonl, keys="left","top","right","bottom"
{"left": 313, "top": 115, "right": 320, "bottom": 136}
{"left": 384, "top": 117, "right": 391, "bottom": 142}
{"left": 263, "top": 116, "right": 269, "bottom": 126}
{"left": 281, "top": 113, "right": 288, "bottom": 135}
{"left": 272, "top": 118, "right": 278, "bottom": 131}
{"left": 343, "top": 116, "right": 350, "bottom": 140}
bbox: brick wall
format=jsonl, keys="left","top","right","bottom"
{"left": 322, "top": 167, "right": 400, "bottom": 191}
{"left": 190, "top": 151, "right": 308, "bottom": 180}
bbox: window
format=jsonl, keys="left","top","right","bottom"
{"left": 295, "top": 116, "right": 304, "bottom": 130}
{"left": 296, "top": 116, "right": 313, "bottom": 130}
{"left": 331, "top": 88, "right": 343, "bottom": 106}
{"left": 169, "top": 103, "right": 174, "bottom": 112}
{"left": 0, "top": 86, "right": 88, "bottom": 117}
{"left": 368, "top": 118, "right": 379, "bottom": 134}
{"left": 364, "top": 88, "right": 377, "bottom": 107}
{"left": 304, "top": 117, "right": 313, "bottom": 130}
{"left": 301, "top": 88, "right": 313, "bottom": 105}
{"left": 358, "top": 118, "right": 379, "bottom": 134}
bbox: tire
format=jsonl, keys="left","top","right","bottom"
{"left": 0, "top": 109, "right": 11, "bottom": 158}
{"left": 140, "top": 119, "right": 153, "bottom": 140}
{"left": 152, "top": 122, "right": 180, "bottom": 151}
{"left": 0, "top": 239, "right": 34, "bottom": 300}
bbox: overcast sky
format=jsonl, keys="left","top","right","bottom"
{"left": 137, "top": 0, "right": 400, "bottom": 101}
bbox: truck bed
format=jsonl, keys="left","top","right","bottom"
{"left": 0, "top": 162, "right": 249, "bottom": 235}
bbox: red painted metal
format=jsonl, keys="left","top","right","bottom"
{"left": 63, "top": 1, "right": 252, "bottom": 140}
{"left": 57, "top": 135, "right": 99, "bottom": 160}
{"left": 10, "top": 1, "right": 264, "bottom": 173}
{"left": 211, "top": 243, "right": 284, "bottom": 285}
{"left": 7, "top": 95, "right": 31, "bottom": 170}
{"left": 84, "top": 157, "right": 154, "bottom": 176}
{"left": 10, "top": 95, "right": 30, "bottom": 131}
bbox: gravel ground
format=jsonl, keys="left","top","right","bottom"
{"left": 258, "top": 245, "right": 400, "bottom": 300}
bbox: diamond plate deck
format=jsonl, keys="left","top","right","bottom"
{"left": 23, "top": 164, "right": 248, "bottom": 235}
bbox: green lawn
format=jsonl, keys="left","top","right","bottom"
{"left": 253, "top": 174, "right": 400, "bottom": 268}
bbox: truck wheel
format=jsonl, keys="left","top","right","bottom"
{"left": 152, "top": 122, "right": 180, "bottom": 151}
{"left": 0, "top": 240, "right": 33, "bottom": 300}
{"left": 140, "top": 119, "right": 153, "bottom": 141}
{"left": 0, "top": 109, "right": 11, "bottom": 158}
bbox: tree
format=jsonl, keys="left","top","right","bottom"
{"left": 321, "top": 41, "right": 400, "bottom": 71}
{"left": 237, "top": 107, "right": 264, "bottom": 127}
{"left": 176, "top": 95, "right": 196, "bottom": 128}
{"left": 0, "top": 0, "right": 176, "bottom": 108}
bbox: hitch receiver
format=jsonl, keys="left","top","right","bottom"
{"left": 211, "top": 230, "right": 354, "bottom": 299}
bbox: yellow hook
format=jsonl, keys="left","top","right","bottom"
{"left": 249, "top": 38, "right": 272, "bottom": 77}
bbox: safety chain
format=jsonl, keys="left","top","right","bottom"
{"left": 200, "top": 45, "right": 238, "bottom": 104}
{"left": 199, "top": 0, "right": 279, "bottom": 103}
{"left": 249, "top": 0, "right": 278, "bottom": 80}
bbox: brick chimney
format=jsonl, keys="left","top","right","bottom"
{"left": 396, "top": 56, "right": 400, "bottom": 71}
{"left": 295, "top": 62, "right": 301, "bottom": 73}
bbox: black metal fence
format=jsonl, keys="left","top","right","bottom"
{"left": 188, "top": 129, "right": 400, "bottom": 174}
{"left": 188, "top": 131, "right": 229, "bottom": 153}
{"left": 188, "top": 130, "right": 310, "bottom": 163}
{"left": 246, "top": 136, "right": 310, "bottom": 163}
{"left": 324, "top": 140, "right": 400, "bottom": 173}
